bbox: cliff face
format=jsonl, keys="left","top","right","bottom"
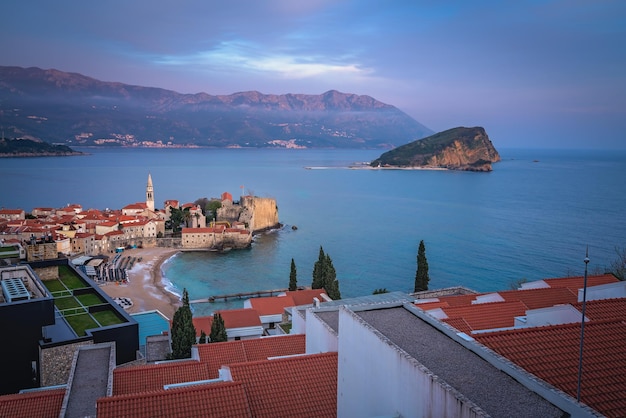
{"left": 370, "top": 126, "right": 500, "bottom": 172}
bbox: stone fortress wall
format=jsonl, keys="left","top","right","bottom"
{"left": 239, "top": 196, "right": 279, "bottom": 233}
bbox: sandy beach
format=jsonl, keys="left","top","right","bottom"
{"left": 99, "top": 247, "right": 181, "bottom": 319}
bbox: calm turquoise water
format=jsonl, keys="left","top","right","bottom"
{"left": 2, "top": 147, "right": 625, "bottom": 315}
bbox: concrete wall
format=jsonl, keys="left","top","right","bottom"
{"left": 337, "top": 308, "right": 484, "bottom": 418}
{"left": 305, "top": 309, "right": 338, "bottom": 354}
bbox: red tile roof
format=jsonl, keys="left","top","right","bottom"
{"left": 543, "top": 274, "right": 618, "bottom": 292}
{"left": 248, "top": 296, "right": 295, "bottom": 316}
{"left": 441, "top": 301, "right": 528, "bottom": 332}
{"left": 572, "top": 298, "right": 626, "bottom": 321}
{"left": 216, "top": 309, "right": 262, "bottom": 328}
{"left": 286, "top": 289, "right": 328, "bottom": 306}
{"left": 414, "top": 300, "right": 450, "bottom": 310}
{"left": 497, "top": 287, "right": 578, "bottom": 309}
{"left": 192, "top": 316, "right": 213, "bottom": 338}
{"left": 113, "top": 361, "right": 212, "bottom": 395}
{"left": 475, "top": 319, "right": 626, "bottom": 417}
{"left": 0, "top": 388, "right": 65, "bottom": 418}
{"left": 195, "top": 334, "right": 306, "bottom": 378}
{"left": 98, "top": 381, "right": 252, "bottom": 418}
{"left": 226, "top": 352, "right": 337, "bottom": 418}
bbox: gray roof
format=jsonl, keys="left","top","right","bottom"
{"left": 308, "top": 291, "right": 416, "bottom": 333}
{"left": 355, "top": 306, "right": 565, "bottom": 418}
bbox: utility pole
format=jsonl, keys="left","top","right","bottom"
{"left": 576, "top": 247, "right": 590, "bottom": 403}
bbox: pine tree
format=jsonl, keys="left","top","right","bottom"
{"left": 209, "top": 312, "right": 228, "bottom": 343}
{"left": 312, "top": 246, "right": 326, "bottom": 289}
{"left": 169, "top": 288, "right": 196, "bottom": 359}
{"left": 199, "top": 330, "right": 207, "bottom": 344}
{"left": 414, "top": 240, "right": 430, "bottom": 292}
{"left": 289, "top": 258, "right": 298, "bottom": 291}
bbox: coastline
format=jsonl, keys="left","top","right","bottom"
{"left": 99, "top": 247, "right": 181, "bottom": 319}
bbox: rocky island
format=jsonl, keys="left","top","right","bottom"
{"left": 370, "top": 126, "right": 500, "bottom": 172}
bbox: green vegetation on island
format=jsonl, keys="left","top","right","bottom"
{"left": 370, "top": 126, "right": 500, "bottom": 171}
{"left": 0, "top": 137, "right": 83, "bottom": 157}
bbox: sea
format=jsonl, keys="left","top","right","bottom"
{"left": 2, "top": 147, "right": 625, "bottom": 315}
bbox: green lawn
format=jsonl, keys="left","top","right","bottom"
{"left": 58, "top": 266, "right": 86, "bottom": 289}
{"left": 75, "top": 293, "right": 104, "bottom": 307}
{"left": 92, "top": 310, "right": 124, "bottom": 327}
{"left": 65, "top": 314, "right": 99, "bottom": 337}
{"left": 43, "top": 279, "right": 67, "bottom": 293}
{"left": 55, "top": 296, "right": 81, "bottom": 310}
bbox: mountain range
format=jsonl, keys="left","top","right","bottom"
{"left": 0, "top": 66, "right": 432, "bottom": 149}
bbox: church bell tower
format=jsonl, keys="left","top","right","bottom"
{"left": 146, "top": 173, "right": 155, "bottom": 212}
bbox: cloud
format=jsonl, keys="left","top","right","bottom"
{"left": 154, "top": 40, "right": 373, "bottom": 81}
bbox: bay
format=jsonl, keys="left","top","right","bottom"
{"left": 1, "top": 147, "right": 625, "bottom": 315}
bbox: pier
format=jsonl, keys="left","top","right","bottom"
{"left": 190, "top": 286, "right": 306, "bottom": 303}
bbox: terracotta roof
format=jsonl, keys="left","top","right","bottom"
{"left": 241, "top": 334, "right": 306, "bottom": 361}
{"left": 543, "top": 274, "right": 618, "bottom": 292}
{"left": 572, "top": 298, "right": 626, "bottom": 321}
{"left": 248, "top": 296, "right": 295, "bottom": 316}
{"left": 217, "top": 309, "right": 262, "bottom": 328}
{"left": 475, "top": 319, "right": 626, "bottom": 417}
{"left": 0, "top": 388, "right": 65, "bottom": 418}
{"left": 441, "top": 301, "right": 528, "bottom": 332}
{"left": 226, "top": 352, "right": 337, "bottom": 418}
{"left": 436, "top": 293, "right": 479, "bottom": 307}
{"left": 497, "top": 287, "right": 578, "bottom": 309}
{"left": 98, "top": 381, "right": 252, "bottom": 418}
{"left": 414, "top": 300, "right": 450, "bottom": 310}
{"left": 286, "top": 289, "right": 328, "bottom": 306}
{"left": 0, "top": 209, "right": 24, "bottom": 215}
{"left": 192, "top": 316, "right": 213, "bottom": 338}
{"left": 195, "top": 334, "right": 306, "bottom": 378}
{"left": 113, "top": 361, "right": 212, "bottom": 395}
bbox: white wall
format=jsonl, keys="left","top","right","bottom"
{"left": 290, "top": 307, "right": 306, "bottom": 334}
{"left": 305, "top": 309, "right": 338, "bottom": 354}
{"left": 337, "top": 307, "right": 483, "bottom": 418}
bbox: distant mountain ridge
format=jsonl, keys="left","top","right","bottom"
{"left": 371, "top": 127, "right": 501, "bottom": 171}
{"left": 0, "top": 66, "right": 432, "bottom": 149}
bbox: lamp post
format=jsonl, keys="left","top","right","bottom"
{"left": 576, "top": 247, "right": 590, "bottom": 403}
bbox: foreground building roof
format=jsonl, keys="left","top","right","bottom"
{"left": 475, "top": 317, "right": 626, "bottom": 416}
{"left": 0, "top": 388, "right": 65, "bottom": 418}
{"left": 98, "top": 381, "right": 252, "bottom": 418}
{"left": 193, "top": 334, "right": 306, "bottom": 378}
{"left": 225, "top": 352, "right": 338, "bottom": 418}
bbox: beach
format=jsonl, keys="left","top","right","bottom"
{"left": 99, "top": 247, "right": 181, "bottom": 319}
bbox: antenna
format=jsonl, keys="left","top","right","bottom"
{"left": 576, "top": 246, "right": 590, "bottom": 402}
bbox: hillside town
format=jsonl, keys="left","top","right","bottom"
{"left": 1, "top": 175, "right": 625, "bottom": 417}
{"left": 0, "top": 174, "right": 279, "bottom": 262}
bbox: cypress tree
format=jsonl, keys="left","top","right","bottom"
{"left": 170, "top": 288, "right": 196, "bottom": 359}
{"left": 199, "top": 330, "right": 207, "bottom": 344}
{"left": 209, "top": 312, "right": 228, "bottom": 343}
{"left": 323, "top": 254, "right": 341, "bottom": 300}
{"left": 312, "top": 246, "right": 326, "bottom": 289}
{"left": 289, "top": 258, "right": 298, "bottom": 291}
{"left": 414, "top": 240, "right": 430, "bottom": 292}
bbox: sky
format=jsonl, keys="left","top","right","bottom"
{"left": 1, "top": 0, "right": 625, "bottom": 149}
